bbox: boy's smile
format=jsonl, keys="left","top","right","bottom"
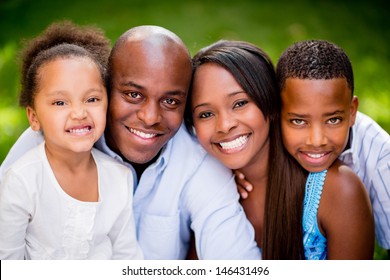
{"left": 281, "top": 78, "right": 358, "bottom": 172}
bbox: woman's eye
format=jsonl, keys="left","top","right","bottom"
{"left": 234, "top": 100, "right": 248, "bottom": 108}
{"left": 199, "top": 112, "right": 213, "bottom": 119}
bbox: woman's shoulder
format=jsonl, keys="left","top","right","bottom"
{"left": 319, "top": 159, "right": 369, "bottom": 222}
{"left": 325, "top": 160, "right": 366, "bottom": 197}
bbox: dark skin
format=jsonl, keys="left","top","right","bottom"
{"left": 105, "top": 26, "right": 192, "bottom": 181}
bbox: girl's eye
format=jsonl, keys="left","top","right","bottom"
{"left": 199, "top": 112, "right": 213, "bottom": 119}
{"left": 327, "top": 117, "right": 342, "bottom": 125}
{"left": 87, "top": 97, "right": 99, "bottom": 103}
{"left": 291, "top": 119, "right": 305, "bottom": 126}
{"left": 233, "top": 100, "right": 248, "bottom": 108}
{"left": 53, "top": 101, "right": 65, "bottom": 106}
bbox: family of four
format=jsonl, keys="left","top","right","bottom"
{"left": 0, "top": 20, "right": 388, "bottom": 260}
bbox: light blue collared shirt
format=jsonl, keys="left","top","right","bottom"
{"left": 96, "top": 124, "right": 260, "bottom": 259}
{"left": 339, "top": 112, "right": 390, "bottom": 249}
{"left": 2, "top": 124, "right": 260, "bottom": 259}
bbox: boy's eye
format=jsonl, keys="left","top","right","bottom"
{"left": 327, "top": 117, "right": 342, "bottom": 125}
{"left": 291, "top": 119, "right": 306, "bottom": 126}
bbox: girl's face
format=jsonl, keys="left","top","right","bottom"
{"left": 191, "top": 63, "right": 270, "bottom": 170}
{"left": 281, "top": 78, "right": 358, "bottom": 172}
{"left": 27, "top": 57, "right": 107, "bottom": 156}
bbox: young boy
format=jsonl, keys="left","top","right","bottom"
{"left": 275, "top": 39, "right": 390, "bottom": 257}
{"left": 237, "top": 39, "right": 389, "bottom": 257}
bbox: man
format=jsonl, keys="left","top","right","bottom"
{"left": 0, "top": 25, "right": 260, "bottom": 259}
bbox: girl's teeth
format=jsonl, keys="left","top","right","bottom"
{"left": 130, "top": 128, "right": 157, "bottom": 139}
{"left": 69, "top": 127, "right": 90, "bottom": 134}
{"left": 220, "top": 135, "right": 248, "bottom": 150}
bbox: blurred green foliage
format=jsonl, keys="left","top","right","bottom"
{"left": 0, "top": 0, "right": 389, "bottom": 259}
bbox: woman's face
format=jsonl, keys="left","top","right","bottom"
{"left": 191, "top": 63, "right": 270, "bottom": 170}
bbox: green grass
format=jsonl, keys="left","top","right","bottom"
{"left": 1, "top": 0, "right": 389, "bottom": 259}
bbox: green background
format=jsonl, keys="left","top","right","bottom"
{"left": 0, "top": 0, "right": 389, "bottom": 259}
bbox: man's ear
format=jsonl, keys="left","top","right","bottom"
{"left": 26, "top": 106, "right": 41, "bottom": 131}
{"left": 349, "top": 96, "right": 359, "bottom": 126}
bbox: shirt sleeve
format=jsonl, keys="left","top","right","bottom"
{"left": 182, "top": 154, "right": 261, "bottom": 260}
{"left": 0, "top": 170, "right": 33, "bottom": 259}
{"left": 0, "top": 127, "right": 44, "bottom": 184}
{"left": 109, "top": 171, "right": 144, "bottom": 260}
{"left": 370, "top": 153, "right": 390, "bottom": 249}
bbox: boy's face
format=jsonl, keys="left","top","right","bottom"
{"left": 281, "top": 78, "right": 358, "bottom": 172}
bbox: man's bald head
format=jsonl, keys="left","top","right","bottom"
{"left": 111, "top": 25, "right": 190, "bottom": 60}
{"left": 107, "top": 25, "right": 191, "bottom": 92}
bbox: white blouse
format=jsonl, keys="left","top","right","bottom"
{"left": 0, "top": 142, "right": 143, "bottom": 260}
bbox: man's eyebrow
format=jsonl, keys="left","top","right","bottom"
{"left": 121, "top": 80, "right": 144, "bottom": 90}
{"left": 120, "top": 80, "right": 186, "bottom": 97}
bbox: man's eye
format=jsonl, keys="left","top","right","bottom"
{"left": 129, "top": 92, "right": 141, "bottom": 99}
{"left": 165, "top": 98, "right": 177, "bottom": 105}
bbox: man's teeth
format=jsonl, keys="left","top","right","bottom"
{"left": 307, "top": 153, "right": 325, "bottom": 159}
{"left": 220, "top": 135, "right": 248, "bottom": 150}
{"left": 130, "top": 128, "right": 157, "bottom": 139}
{"left": 69, "top": 127, "right": 90, "bottom": 134}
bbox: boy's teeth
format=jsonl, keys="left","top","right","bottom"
{"left": 220, "top": 135, "right": 248, "bottom": 150}
{"left": 130, "top": 128, "right": 156, "bottom": 139}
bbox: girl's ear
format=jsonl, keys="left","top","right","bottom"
{"left": 26, "top": 106, "right": 41, "bottom": 131}
{"left": 349, "top": 96, "right": 359, "bottom": 126}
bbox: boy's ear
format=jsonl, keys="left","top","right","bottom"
{"left": 26, "top": 106, "right": 41, "bottom": 131}
{"left": 349, "top": 96, "right": 359, "bottom": 126}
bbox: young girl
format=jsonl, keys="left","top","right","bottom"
{"left": 186, "top": 39, "right": 374, "bottom": 259}
{"left": 0, "top": 21, "right": 143, "bottom": 259}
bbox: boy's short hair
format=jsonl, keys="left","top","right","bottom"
{"left": 276, "top": 40, "right": 354, "bottom": 95}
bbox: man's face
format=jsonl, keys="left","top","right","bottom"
{"left": 106, "top": 39, "right": 192, "bottom": 164}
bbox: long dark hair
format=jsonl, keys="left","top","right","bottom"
{"left": 186, "top": 40, "right": 308, "bottom": 259}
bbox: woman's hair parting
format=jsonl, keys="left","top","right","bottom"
{"left": 19, "top": 20, "right": 111, "bottom": 107}
{"left": 276, "top": 39, "right": 354, "bottom": 95}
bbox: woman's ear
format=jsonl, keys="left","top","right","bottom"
{"left": 26, "top": 106, "right": 41, "bottom": 131}
{"left": 349, "top": 96, "right": 359, "bottom": 126}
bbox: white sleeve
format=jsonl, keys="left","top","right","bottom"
{"left": 0, "top": 127, "right": 44, "bottom": 184}
{"left": 109, "top": 171, "right": 143, "bottom": 260}
{"left": 0, "top": 169, "right": 33, "bottom": 259}
{"left": 183, "top": 154, "right": 261, "bottom": 260}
